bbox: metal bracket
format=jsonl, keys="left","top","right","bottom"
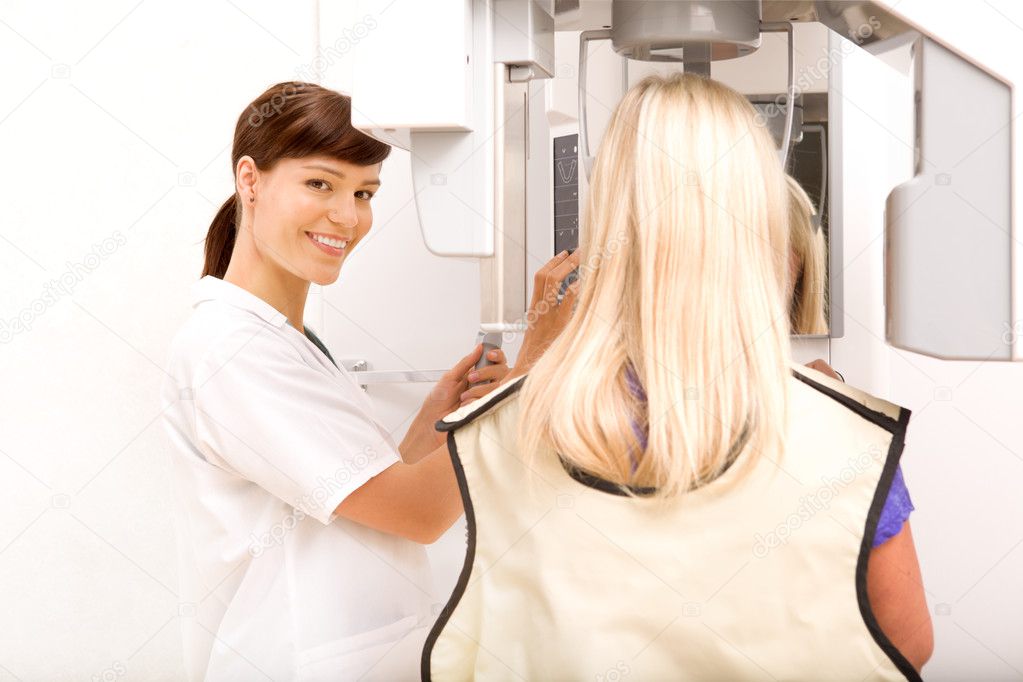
{"left": 340, "top": 359, "right": 448, "bottom": 391}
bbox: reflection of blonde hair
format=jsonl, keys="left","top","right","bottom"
{"left": 516, "top": 73, "right": 791, "bottom": 498}
{"left": 786, "top": 175, "right": 828, "bottom": 335}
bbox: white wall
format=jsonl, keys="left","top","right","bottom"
{"left": 1, "top": 1, "right": 1021, "bottom": 679}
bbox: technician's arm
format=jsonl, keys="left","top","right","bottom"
{"left": 333, "top": 251, "right": 583, "bottom": 544}
{"left": 332, "top": 442, "right": 461, "bottom": 545}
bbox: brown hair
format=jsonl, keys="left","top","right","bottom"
{"left": 202, "top": 81, "right": 392, "bottom": 278}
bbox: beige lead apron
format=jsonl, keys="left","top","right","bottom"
{"left": 423, "top": 364, "right": 919, "bottom": 682}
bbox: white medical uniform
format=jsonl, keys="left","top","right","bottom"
{"left": 160, "top": 275, "right": 433, "bottom": 682}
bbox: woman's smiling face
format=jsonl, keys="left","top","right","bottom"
{"left": 242, "top": 154, "right": 382, "bottom": 285}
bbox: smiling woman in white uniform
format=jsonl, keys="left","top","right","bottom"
{"left": 159, "top": 81, "right": 578, "bottom": 681}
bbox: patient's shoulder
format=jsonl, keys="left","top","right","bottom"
{"left": 435, "top": 374, "right": 529, "bottom": 433}
{"left": 790, "top": 363, "right": 909, "bottom": 433}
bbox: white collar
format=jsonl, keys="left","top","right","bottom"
{"left": 190, "top": 275, "right": 289, "bottom": 329}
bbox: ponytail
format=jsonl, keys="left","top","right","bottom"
{"left": 202, "top": 195, "right": 238, "bottom": 278}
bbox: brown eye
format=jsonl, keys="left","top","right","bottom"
{"left": 307, "top": 179, "right": 331, "bottom": 191}
{"left": 356, "top": 190, "right": 374, "bottom": 201}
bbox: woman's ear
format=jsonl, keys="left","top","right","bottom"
{"left": 235, "top": 155, "right": 258, "bottom": 198}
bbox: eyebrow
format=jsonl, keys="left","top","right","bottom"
{"left": 302, "top": 164, "right": 382, "bottom": 187}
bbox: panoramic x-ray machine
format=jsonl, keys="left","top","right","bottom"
{"left": 343, "top": 0, "right": 1019, "bottom": 386}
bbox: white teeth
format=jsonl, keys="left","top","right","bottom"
{"left": 310, "top": 233, "right": 347, "bottom": 249}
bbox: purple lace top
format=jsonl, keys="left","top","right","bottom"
{"left": 624, "top": 366, "right": 912, "bottom": 547}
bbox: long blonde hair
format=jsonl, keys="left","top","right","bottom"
{"left": 516, "top": 73, "right": 792, "bottom": 498}
{"left": 786, "top": 175, "right": 829, "bottom": 335}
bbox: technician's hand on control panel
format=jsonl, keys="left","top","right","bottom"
{"left": 505, "top": 250, "right": 582, "bottom": 383}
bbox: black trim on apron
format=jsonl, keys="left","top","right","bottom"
{"left": 421, "top": 431, "right": 477, "bottom": 681}
{"left": 794, "top": 371, "right": 919, "bottom": 682}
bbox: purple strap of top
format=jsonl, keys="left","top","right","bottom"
{"left": 623, "top": 365, "right": 912, "bottom": 547}
{"left": 625, "top": 367, "right": 648, "bottom": 475}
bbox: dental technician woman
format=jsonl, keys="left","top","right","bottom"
{"left": 160, "top": 81, "right": 578, "bottom": 681}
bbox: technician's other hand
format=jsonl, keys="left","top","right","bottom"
{"left": 459, "top": 346, "right": 510, "bottom": 407}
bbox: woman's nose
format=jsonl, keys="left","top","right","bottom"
{"left": 328, "top": 199, "right": 358, "bottom": 228}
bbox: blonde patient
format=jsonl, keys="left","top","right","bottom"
{"left": 422, "top": 72, "right": 933, "bottom": 680}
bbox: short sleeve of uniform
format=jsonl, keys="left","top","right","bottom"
{"left": 191, "top": 327, "right": 401, "bottom": 525}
